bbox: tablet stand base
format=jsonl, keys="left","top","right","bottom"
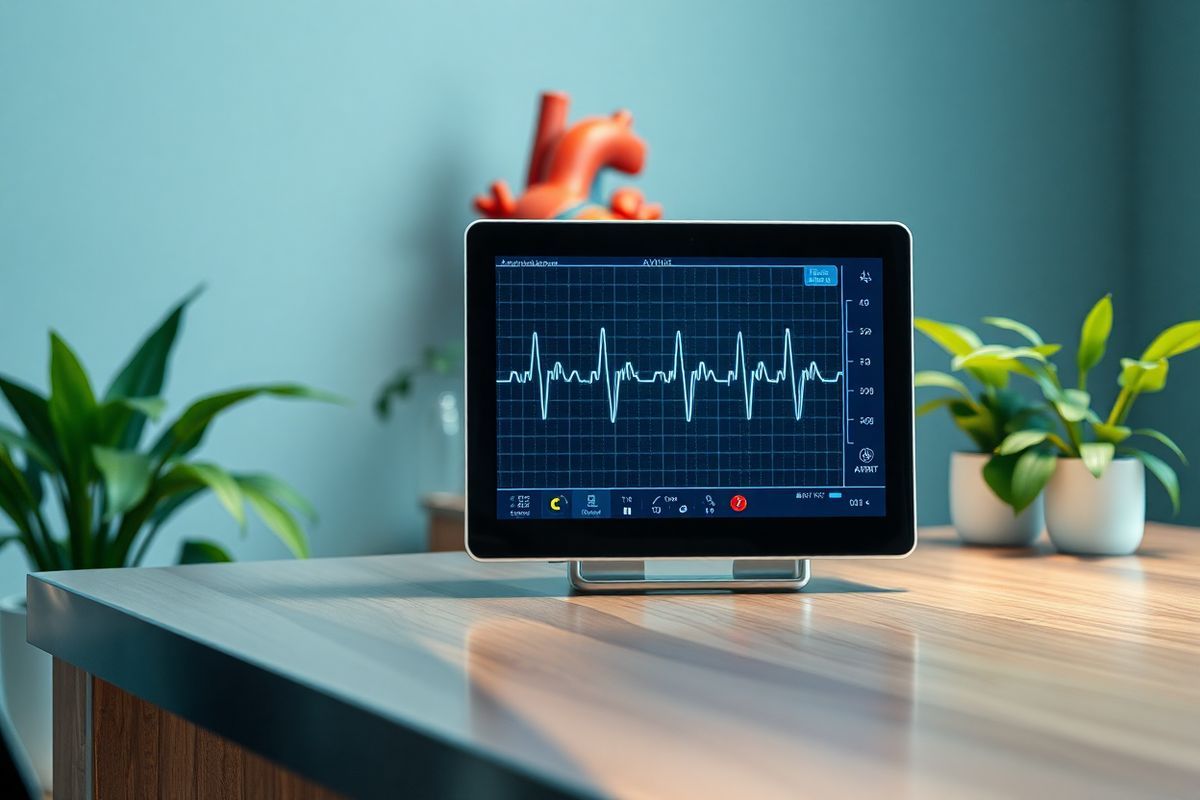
{"left": 567, "top": 559, "right": 810, "bottom": 594}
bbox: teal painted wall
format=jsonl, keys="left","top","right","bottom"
{"left": 0, "top": 1, "right": 1145, "bottom": 592}
{"left": 1132, "top": 0, "right": 1200, "bottom": 524}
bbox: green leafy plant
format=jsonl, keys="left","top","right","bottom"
{"left": 914, "top": 317, "right": 1060, "bottom": 512}
{"left": 954, "top": 295, "right": 1200, "bottom": 514}
{"left": 0, "top": 291, "right": 337, "bottom": 570}
{"left": 375, "top": 342, "right": 462, "bottom": 419}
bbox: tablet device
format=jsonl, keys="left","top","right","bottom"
{"left": 465, "top": 221, "right": 915, "bottom": 561}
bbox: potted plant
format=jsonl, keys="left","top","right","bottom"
{"left": 955, "top": 295, "right": 1198, "bottom": 555}
{"left": 0, "top": 291, "right": 333, "bottom": 789}
{"left": 915, "top": 317, "right": 1056, "bottom": 545}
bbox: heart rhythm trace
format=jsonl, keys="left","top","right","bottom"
{"left": 496, "top": 327, "right": 843, "bottom": 423}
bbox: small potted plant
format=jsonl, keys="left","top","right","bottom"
{"left": 955, "top": 295, "right": 1198, "bottom": 555}
{"left": 0, "top": 291, "right": 334, "bottom": 789}
{"left": 915, "top": 317, "right": 1056, "bottom": 545}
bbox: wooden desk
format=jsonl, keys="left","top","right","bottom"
{"left": 27, "top": 526, "right": 1200, "bottom": 799}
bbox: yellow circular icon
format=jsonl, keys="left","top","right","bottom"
{"left": 549, "top": 496, "right": 563, "bottom": 512}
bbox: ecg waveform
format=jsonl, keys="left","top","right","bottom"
{"left": 497, "top": 328, "right": 843, "bottom": 423}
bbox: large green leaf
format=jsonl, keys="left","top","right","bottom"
{"left": 0, "top": 447, "right": 35, "bottom": 533}
{"left": 166, "top": 463, "right": 245, "bottom": 528}
{"left": 47, "top": 332, "right": 98, "bottom": 479}
{"left": 1093, "top": 423, "right": 1132, "bottom": 444}
{"left": 1011, "top": 449, "right": 1057, "bottom": 513}
{"left": 104, "top": 289, "right": 200, "bottom": 450}
{"left": 1054, "top": 389, "right": 1093, "bottom": 423}
{"left": 235, "top": 473, "right": 317, "bottom": 521}
{"left": 151, "top": 384, "right": 339, "bottom": 463}
{"left": 0, "top": 447, "right": 48, "bottom": 568}
{"left": 996, "top": 429, "right": 1050, "bottom": 455}
{"left": 1129, "top": 449, "right": 1180, "bottom": 515}
{"left": 1141, "top": 321, "right": 1200, "bottom": 361}
{"left": 0, "top": 376, "right": 60, "bottom": 467}
{"left": 0, "top": 426, "right": 54, "bottom": 471}
{"left": 915, "top": 397, "right": 955, "bottom": 417}
{"left": 239, "top": 477, "right": 309, "bottom": 558}
{"left": 178, "top": 539, "right": 234, "bottom": 564}
{"left": 914, "top": 319, "right": 982, "bottom": 356}
{"left": 982, "top": 316, "right": 1045, "bottom": 346}
{"left": 94, "top": 396, "right": 168, "bottom": 449}
{"left": 1133, "top": 428, "right": 1187, "bottom": 465}
{"left": 1077, "top": 294, "right": 1113, "bottom": 379}
{"left": 1080, "top": 442, "right": 1115, "bottom": 478}
{"left": 914, "top": 371, "right": 976, "bottom": 402}
{"left": 1118, "top": 358, "right": 1168, "bottom": 394}
{"left": 92, "top": 446, "right": 154, "bottom": 519}
{"left": 982, "top": 454, "right": 1018, "bottom": 508}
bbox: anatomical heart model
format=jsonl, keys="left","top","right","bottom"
{"left": 474, "top": 91, "right": 662, "bottom": 220}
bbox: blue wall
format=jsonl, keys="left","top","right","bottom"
{"left": 0, "top": 1, "right": 1153, "bottom": 592}
{"left": 1132, "top": 0, "right": 1200, "bottom": 523}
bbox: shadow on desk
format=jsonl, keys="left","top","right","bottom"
{"left": 237, "top": 574, "right": 903, "bottom": 601}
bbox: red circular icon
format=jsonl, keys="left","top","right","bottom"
{"left": 730, "top": 494, "right": 747, "bottom": 512}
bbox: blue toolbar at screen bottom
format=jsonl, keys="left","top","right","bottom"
{"left": 497, "top": 487, "right": 886, "bottom": 520}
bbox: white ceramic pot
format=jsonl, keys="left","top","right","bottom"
{"left": 0, "top": 594, "right": 51, "bottom": 792}
{"left": 1045, "top": 457, "right": 1145, "bottom": 556}
{"left": 949, "top": 451, "right": 1044, "bottom": 546}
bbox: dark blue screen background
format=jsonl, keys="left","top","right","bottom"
{"left": 495, "top": 257, "right": 886, "bottom": 520}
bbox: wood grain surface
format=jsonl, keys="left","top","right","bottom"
{"left": 31, "top": 525, "right": 1200, "bottom": 799}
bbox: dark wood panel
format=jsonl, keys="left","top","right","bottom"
{"left": 52, "top": 659, "right": 89, "bottom": 799}
{"left": 90, "top": 678, "right": 341, "bottom": 799}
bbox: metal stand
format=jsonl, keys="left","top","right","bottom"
{"left": 567, "top": 559, "right": 810, "bottom": 594}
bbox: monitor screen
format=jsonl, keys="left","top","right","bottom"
{"left": 494, "top": 256, "right": 886, "bottom": 522}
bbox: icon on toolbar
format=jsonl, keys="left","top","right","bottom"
{"left": 730, "top": 494, "right": 747, "bottom": 512}
{"left": 858, "top": 448, "right": 875, "bottom": 464}
{"left": 548, "top": 494, "right": 569, "bottom": 513}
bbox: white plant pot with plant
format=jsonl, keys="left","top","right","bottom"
{"left": 0, "top": 291, "right": 334, "bottom": 792}
{"left": 915, "top": 317, "right": 1052, "bottom": 545}
{"left": 952, "top": 295, "right": 1197, "bottom": 556}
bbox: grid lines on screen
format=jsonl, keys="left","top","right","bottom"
{"left": 495, "top": 263, "right": 846, "bottom": 490}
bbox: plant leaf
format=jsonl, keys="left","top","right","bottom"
{"left": 238, "top": 477, "right": 309, "bottom": 558}
{"left": 982, "top": 454, "right": 1018, "bottom": 507}
{"left": 104, "top": 289, "right": 200, "bottom": 449}
{"left": 94, "top": 396, "right": 168, "bottom": 448}
{"left": 1119, "top": 358, "right": 1168, "bottom": 394}
{"left": 92, "top": 446, "right": 154, "bottom": 519}
{"left": 982, "top": 316, "right": 1044, "bottom": 346}
{"left": 151, "top": 384, "right": 340, "bottom": 463}
{"left": 0, "top": 376, "right": 60, "bottom": 467}
{"left": 47, "top": 332, "right": 98, "bottom": 479}
{"left": 1077, "top": 294, "right": 1113, "bottom": 377}
{"left": 1133, "top": 428, "right": 1187, "bottom": 465}
{"left": 915, "top": 397, "right": 955, "bottom": 417}
{"left": 1055, "top": 388, "right": 1092, "bottom": 422}
{"left": 1011, "top": 448, "right": 1057, "bottom": 513}
{"left": 0, "top": 446, "right": 36, "bottom": 533}
{"left": 1129, "top": 449, "right": 1180, "bottom": 515}
{"left": 234, "top": 473, "right": 317, "bottom": 522}
{"left": 1093, "top": 423, "right": 1132, "bottom": 444}
{"left": 914, "top": 370, "right": 975, "bottom": 401}
{"left": 996, "top": 429, "right": 1050, "bottom": 455}
{"left": 1141, "top": 321, "right": 1200, "bottom": 361}
{"left": 166, "top": 463, "right": 245, "bottom": 529}
{"left": 1080, "top": 442, "right": 1115, "bottom": 478}
{"left": 914, "top": 319, "right": 983, "bottom": 356}
{"left": 179, "top": 539, "right": 234, "bottom": 564}
{"left": 0, "top": 426, "right": 55, "bottom": 471}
